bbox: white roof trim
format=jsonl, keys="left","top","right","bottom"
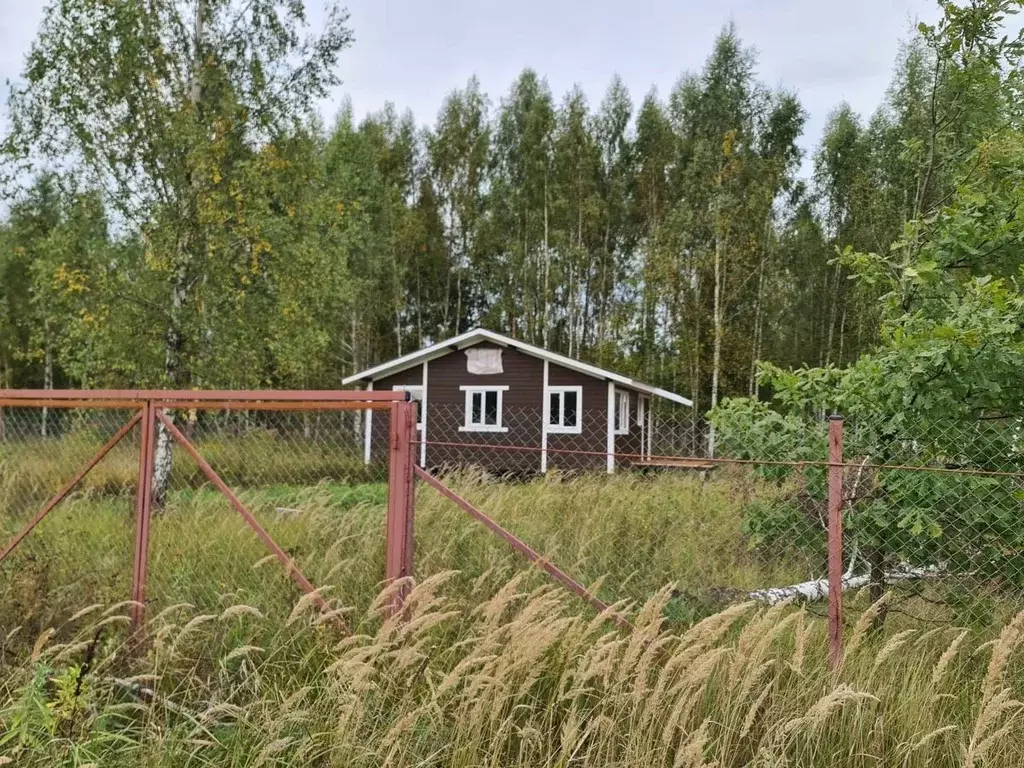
{"left": 342, "top": 328, "right": 693, "bottom": 407}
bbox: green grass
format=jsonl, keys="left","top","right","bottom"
{"left": 4, "top": 462, "right": 1024, "bottom": 766}
{"left": 2, "top": 469, "right": 816, "bottom": 634}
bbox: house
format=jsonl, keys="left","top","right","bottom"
{"left": 343, "top": 328, "right": 693, "bottom": 474}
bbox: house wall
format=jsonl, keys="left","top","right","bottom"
{"left": 369, "top": 366, "right": 424, "bottom": 465}
{"left": 615, "top": 390, "right": 645, "bottom": 468}
{"left": 546, "top": 363, "right": 608, "bottom": 472}
{"left": 366, "top": 342, "right": 653, "bottom": 475}
{"left": 426, "top": 343, "right": 544, "bottom": 474}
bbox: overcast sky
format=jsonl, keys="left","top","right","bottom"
{"left": 1, "top": 0, "right": 940, "bottom": 177}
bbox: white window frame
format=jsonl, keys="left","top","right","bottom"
{"left": 545, "top": 385, "right": 583, "bottom": 435}
{"left": 638, "top": 395, "right": 650, "bottom": 459}
{"left": 392, "top": 384, "right": 425, "bottom": 429}
{"left": 615, "top": 390, "right": 630, "bottom": 435}
{"left": 459, "top": 385, "right": 509, "bottom": 432}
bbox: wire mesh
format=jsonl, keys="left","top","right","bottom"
{"left": 423, "top": 403, "right": 709, "bottom": 474}
{"left": 420, "top": 404, "right": 1024, "bottom": 631}
{"left": 416, "top": 404, "right": 827, "bottom": 623}
{"left": 0, "top": 406, "right": 138, "bottom": 636}
{"left": 5, "top": 393, "right": 1021, "bottom": 644}
{"left": 0, "top": 401, "right": 396, "bottom": 640}
{"left": 833, "top": 415, "right": 1024, "bottom": 629}
{"left": 145, "top": 406, "right": 393, "bottom": 624}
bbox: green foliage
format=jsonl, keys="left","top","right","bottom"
{"left": 0, "top": 2, "right": 934, "bottom": 403}
{"left": 2, "top": 0, "right": 355, "bottom": 390}
{"left": 0, "top": 665, "right": 55, "bottom": 753}
{"left": 2, "top": 1, "right": 1022, "bottom": 415}
{"left": 712, "top": 0, "right": 1024, "bottom": 613}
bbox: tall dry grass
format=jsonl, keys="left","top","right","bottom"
{"left": 5, "top": 453, "right": 1024, "bottom": 765}
{"left": 2, "top": 581, "right": 1024, "bottom": 767}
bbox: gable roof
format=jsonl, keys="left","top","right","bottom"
{"left": 342, "top": 328, "right": 693, "bottom": 407}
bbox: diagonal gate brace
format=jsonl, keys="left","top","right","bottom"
{"left": 413, "top": 466, "right": 632, "bottom": 631}
{"left": 155, "top": 409, "right": 349, "bottom": 634}
{"left": 0, "top": 410, "right": 143, "bottom": 565}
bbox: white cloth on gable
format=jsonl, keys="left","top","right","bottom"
{"left": 465, "top": 348, "right": 503, "bottom": 374}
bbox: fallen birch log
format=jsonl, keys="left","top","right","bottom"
{"left": 749, "top": 565, "right": 936, "bottom": 605}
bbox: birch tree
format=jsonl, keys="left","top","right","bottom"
{"left": 488, "top": 70, "right": 556, "bottom": 342}
{"left": 552, "top": 87, "right": 601, "bottom": 357}
{"left": 3, "top": 0, "right": 353, "bottom": 502}
{"left": 593, "top": 77, "right": 635, "bottom": 364}
{"left": 428, "top": 79, "right": 490, "bottom": 337}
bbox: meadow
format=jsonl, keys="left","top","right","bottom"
{"left": 3, "top": 442, "right": 1024, "bottom": 766}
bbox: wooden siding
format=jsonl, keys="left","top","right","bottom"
{"left": 615, "top": 390, "right": 644, "bottom": 467}
{"left": 426, "top": 343, "right": 544, "bottom": 473}
{"left": 370, "top": 366, "right": 424, "bottom": 464}
{"left": 367, "top": 342, "right": 656, "bottom": 475}
{"left": 546, "top": 362, "right": 608, "bottom": 471}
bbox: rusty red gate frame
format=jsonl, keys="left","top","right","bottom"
{"left": 0, "top": 389, "right": 413, "bottom": 632}
{"left": 827, "top": 415, "right": 845, "bottom": 670}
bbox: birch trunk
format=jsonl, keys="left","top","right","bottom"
{"left": 350, "top": 315, "right": 361, "bottom": 440}
{"left": 442, "top": 201, "right": 455, "bottom": 332}
{"left": 152, "top": 266, "right": 188, "bottom": 507}
{"left": 455, "top": 224, "right": 466, "bottom": 336}
{"left": 837, "top": 304, "right": 847, "bottom": 365}
{"left": 415, "top": 268, "right": 422, "bottom": 349}
{"left": 152, "top": 0, "right": 204, "bottom": 507}
{"left": 749, "top": 253, "right": 765, "bottom": 397}
{"left": 750, "top": 217, "right": 770, "bottom": 397}
{"left": 708, "top": 234, "right": 724, "bottom": 458}
{"left": 541, "top": 174, "right": 550, "bottom": 348}
{"left": 41, "top": 326, "right": 52, "bottom": 438}
{"left": 824, "top": 261, "right": 841, "bottom": 365}
{"left": 749, "top": 566, "right": 931, "bottom": 605}
{"left": 0, "top": 358, "right": 7, "bottom": 442}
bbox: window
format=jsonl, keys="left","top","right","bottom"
{"left": 546, "top": 386, "right": 582, "bottom": 434}
{"left": 392, "top": 385, "right": 424, "bottom": 428}
{"left": 460, "top": 386, "right": 509, "bottom": 432}
{"left": 615, "top": 391, "right": 630, "bottom": 434}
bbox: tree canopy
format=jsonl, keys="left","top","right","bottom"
{"left": 2, "top": 0, "right": 1020, "bottom": 422}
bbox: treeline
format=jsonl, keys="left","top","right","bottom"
{"left": 0, "top": 4, "right": 968, "bottom": 411}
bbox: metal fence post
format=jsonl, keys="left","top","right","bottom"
{"left": 131, "top": 401, "right": 156, "bottom": 630}
{"left": 385, "top": 399, "right": 417, "bottom": 617}
{"left": 827, "top": 414, "right": 845, "bottom": 669}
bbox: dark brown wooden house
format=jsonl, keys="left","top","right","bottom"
{"left": 343, "top": 328, "right": 692, "bottom": 474}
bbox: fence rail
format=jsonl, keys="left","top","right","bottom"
{"left": 2, "top": 391, "right": 1023, "bottom": 665}
{"left": 0, "top": 391, "right": 412, "bottom": 635}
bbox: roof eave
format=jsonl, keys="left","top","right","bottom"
{"left": 341, "top": 328, "right": 694, "bottom": 407}
{"left": 341, "top": 328, "right": 485, "bottom": 385}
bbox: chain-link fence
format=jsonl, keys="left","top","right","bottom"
{"left": 709, "top": 409, "right": 1024, "bottom": 633}
{"left": 413, "top": 405, "right": 1024, "bottom": 644}
{"left": 0, "top": 405, "right": 138, "bottom": 637}
{"left": 4, "top": 391, "right": 1023, "bottom": 658}
{"left": 423, "top": 403, "right": 709, "bottom": 474}
{"left": 836, "top": 416, "right": 1024, "bottom": 630}
{"left": 146, "top": 404, "right": 397, "bottom": 625}
{"left": 0, "top": 392, "right": 405, "bottom": 640}
{"left": 413, "top": 404, "right": 826, "bottom": 628}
